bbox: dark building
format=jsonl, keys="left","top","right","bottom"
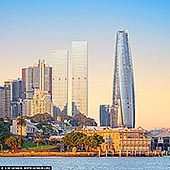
{"left": 12, "top": 79, "right": 22, "bottom": 102}
{"left": 0, "top": 81, "right": 11, "bottom": 118}
{"left": 100, "top": 105, "right": 110, "bottom": 126}
{"left": 152, "top": 131, "right": 170, "bottom": 151}
{"left": 0, "top": 86, "right": 5, "bottom": 118}
{"left": 11, "top": 79, "right": 22, "bottom": 117}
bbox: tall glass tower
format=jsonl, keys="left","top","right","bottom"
{"left": 110, "top": 30, "right": 135, "bottom": 128}
{"left": 71, "top": 41, "right": 88, "bottom": 116}
{"left": 52, "top": 49, "right": 68, "bottom": 115}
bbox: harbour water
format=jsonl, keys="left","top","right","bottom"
{"left": 0, "top": 157, "right": 170, "bottom": 170}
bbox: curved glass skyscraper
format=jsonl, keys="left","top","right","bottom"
{"left": 110, "top": 30, "right": 135, "bottom": 128}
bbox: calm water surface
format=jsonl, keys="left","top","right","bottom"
{"left": 0, "top": 157, "right": 170, "bottom": 170}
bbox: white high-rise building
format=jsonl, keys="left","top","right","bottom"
{"left": 52, "top": 49, "right": 68, "bottom": 115}
{"left": 71, "top": 41, "right": 88, "bottom": 116}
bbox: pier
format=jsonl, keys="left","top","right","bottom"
{"left": 98, "top": 150, "right": 167, "bottom": 157}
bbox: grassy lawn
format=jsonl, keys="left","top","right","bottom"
{"left": 28, "top": 145, "right": 57, "bottom": 151}
{"left": 22, "top": 140, "right": 37, "bottom": 148}
{"left": 21, "top": 140, "right": 58, "bottom": 152}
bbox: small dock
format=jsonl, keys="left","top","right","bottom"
{"left": 98, "top": 150, "right": 168, "bottom": 157}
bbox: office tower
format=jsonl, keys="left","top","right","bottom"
{"left": 0, "top": 86, "right": 5, "bottom": 118}
{"left": 110, "top": 30, "right": 135, "bottom": 128}
{"left": 11, "top": 79, "right": 22, "bottom": 117}
{"left": 0, "top": 81, "right": 11, "bottom": 118}
{"left": 71, "top": 41, "right": 88, "bottom": 116}
{"left": 11, "top": 79, "right": 22, "bottom": 102}
{"left": 4, "top": 81, "right": 11, "bottom": 117}
{"left": 22, "top": 100, "right": 31, "bottom": 117}
{"left": 100, "top": 105, "right": 110, "bottom": 126}
{"left": 52, "top": 49, "right": 68, "bottom": 116}
{"left": 22, "top": 68, "right": 26, "bottom": 99}
{"left": 22, "top": 59, "right": 52, "bottom": 100}
{"left": 30, "top": 89, "right": 53, "bottom": 116}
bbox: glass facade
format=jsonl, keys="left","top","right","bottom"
{"left": 110, "top": 30, "right": 135, "bottom": 128}
{"left": 52, "top": 49, "right": 68, "bottom": 115}
{"left": 11, "top": 78, "right": 22, "bottom": 117}
{"left": 22, "top": 59, "right": 52, "bottom": 100}
{"left": 0, "top": 81, "right": 11, "bottom": 118}
{"left": 100, "top": 105, "right": 110, "bottom": 126}
{"left": 71, "top": 41, "right": 88, "bottom": 116}
{"left": 0, "top": 86, "right": 5, "bottom": 118}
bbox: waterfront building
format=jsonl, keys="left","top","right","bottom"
{"left": 30, "top": 89, "right": 53, "bottom": 116}
{"left": 77, "top": 126, "right": 121, "bottom": 152}
{"left": 120, "top": 127, "right": 151, "bottom": 152}
{"left": 0, "top": 81, "right": 11, "bottom": 118}
{"left": 151, "top": 131, "right": 170, "bottom": 151}
{"left": 100, "top": 105, "right": 110, "bottom": 126}
{"left": 22, "top": 59, "right": 52, "bottom": 100}
{"left": 52, "top": 49, "right": 68, "bottom": 116}
{"left": 76, "top": 126, "right": 151, "bottom": 153}
{"left": 71, "top": 41, "right": 88, "bottom": 116}
{"left": 110, "top": 30, "right": 135, "bottom": 128}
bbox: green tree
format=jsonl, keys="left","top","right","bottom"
{"left": 80, "top": 135, "right": 98, "bottom": 151}
{"left": 36, "top": 122, "right": 54, "bottom": 135}
{"left": 61, "top": 132, "right": 86, "bottom": 151}
{"left": 17, "top": 117, "right": 26, "bottom": 126}
{"left": 93, "top": 134, "right": 104, "bottom": 146}
{"left": 4, "top": 136, "right": 22, "bottom": 150}
{"left": 0, "top": 118, "right": 12, "bottom": 144}
{"left": 61, "top": 132, "right": 104, "bottom": 152}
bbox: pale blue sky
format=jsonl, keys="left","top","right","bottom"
{"left": 0, "top": 0, "right": 170, "bottom": 129}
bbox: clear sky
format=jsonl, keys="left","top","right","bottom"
{"left": 0, "top": 0, "right": 170, "bottom": 129}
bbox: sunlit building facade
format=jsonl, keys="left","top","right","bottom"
{"left": 110, "top": 30, "right": 135, "bottom": 128}
{"left": 22, "top": 59, "right": 52, "bottom": 100}
{"left": 71, "top": 41, "right": 88, "bottom": 116}
{"left": 52, "top": 49, "right": 68, "bottom": 115}
{"left": 30, "top": 89, "right": 53, "bottom": 116}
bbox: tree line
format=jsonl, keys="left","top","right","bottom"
{"left": 61, "top": 132, "right": 104, "bottom": 152}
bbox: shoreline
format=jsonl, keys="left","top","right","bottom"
{"left": 0, "top": 151, "right": 96, "bottom": 157}
{"left": 0, "top": 151, "right": 166, "bottom": 157}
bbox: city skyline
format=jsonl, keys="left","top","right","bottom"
{"left": 0, "top": 0, "right": 170, "bottom": 129}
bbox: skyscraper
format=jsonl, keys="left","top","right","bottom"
{"left": 22, "top": 59, "right": 52, "bottom": 100}
{"left": 71, "top": 41, "right": 88, "bottom": 116}
{"left": 0, "top": 81, "right": 11, "bottom": 118}
{"left": 11, "top": 78, "right": 22, "bottom": 117}
{"left": 110, "top": 30, "right": 135, "bottom": 128}
{"left": 0, "top": 86, "right": 5, "bottom": 118}
{"left": 11, "top": 78, "right": 22, "bottom": 102}
{"left": 100, "top": 105, "right": 110, "bottom": 127}
{"left": 52, "top": 49, "right": 68, "bottom": 115}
